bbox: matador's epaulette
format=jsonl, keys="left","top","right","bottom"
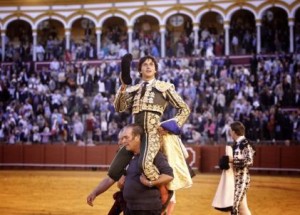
{"left": 241, "top": 138, "right": 256, "bottom": 153}
{"left": 126, "top": 84, "right": 141, "bottom": 93}
{"left": 239, "top": 139, "right": 249, "bottom": 150}
{"left": 154, "top": 80, "right": 173, "bottom": 92}
{"left": 233, "top": 139, "right": 250, "bottom": 151}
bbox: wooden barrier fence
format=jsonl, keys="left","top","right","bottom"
{"left": 0, "top": 144, "right": 300, "bottom": 174}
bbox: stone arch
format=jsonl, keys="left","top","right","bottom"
{"left": 36, "top": 19, "right": 65, "bottom": 43}
{"left": 132, "top": 14, "right": 160, "bottom": 31}
{"left": 129, "top": 9, "right": 161, "bottom": 26}
{"left": 5, "top": 19, "right": 33, "bottom": 61}
{"left": 225, "top": 4, "right": 257, "bottom": 21}
{"left": 260, "top": 6, "right": 289, "bottom": 53}
{"left": 101, "top": 16, "right": 127, "bottom": 45}
{"left": 198, "top": 10, "right": 225, "bottom": 56}
{"left": 291, "top": 3, "right": 300, "bottom": 18}
{"left": 3, "top": 14, "right": 34, "bottom": 29}
{"left": 162, "top": 8, "right": 195, "bottom": 25}
{"left": 258, "top": 3, "right": 289, "bottom": 20}
{"left": 6, "top": 20, "right": 33, "bottom": 40}
{"left": 199, "top": 11, "right": 225, "bottom": 32}
{"left": 164, "top": 12, "right": 194, "bottom": 57}
{"left": 35, "top": 18, "right": 65, "bottom": 61}
{"left": 66, "top": 12, "right": 97, "bottom": 29}
{"left": 294, "top": 6, "right": 300, "bottom": 52}
{"left": 99, "top": 11, "right": 129, "bottom": 27}
{"left": 229, "top": 9, "right": 256, "bottom": 55}
{"left": 34, "top": 14, "right": 67, "bottom": 30}
{"left": 70, "top": 17, "right": 96, "bottom": 45}
{"left": 294, "top": 7, "right": 300, "bottom": 24}
{"left": 196, "top": 7, "right": 225, "bottom": 23}
{"left": 132, "top": 14, "right": 160, "bottom": 58}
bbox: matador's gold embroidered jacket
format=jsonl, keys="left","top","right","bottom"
{"left": 114, "top": 80, "right": 190, "bottom": 127}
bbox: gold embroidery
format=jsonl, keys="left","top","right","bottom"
{"left": 114, "top": 88, "right": 130, "bottom": 112}
{"left": 132, "top": 103, "right": 165, "bottom": 115}
{"left": 126, "top": 84, "right": 140, "bottom": 93}
{"left": 154, "top": 80, "right": 172, "bottom": 92}
{"left": 142, "top": 90, "right": 155, "bottom": 104}
{"left": 165, "top": 86, "right": 190, "bottom": 127}
{"left": 115, "top": 80, "right": 190, "bottom": 127}
{"left": 148, "top": 98, "right": 154, "bottom": 103}
{"left": 149, "top": 92, "right": 155, "bottom": 97}
{"left": 142, "top": 112, "right": 161, "bottom": 180}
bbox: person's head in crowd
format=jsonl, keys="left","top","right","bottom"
{"left": 117, "top": 128, "right": 125, "bottom": 148}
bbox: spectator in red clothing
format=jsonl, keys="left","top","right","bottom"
{"left": 85, "top": 112, "right": 96, "bottom": 141}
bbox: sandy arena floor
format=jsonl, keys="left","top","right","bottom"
{"left": 0, "top": 170, "right": 299, "bottom": 215}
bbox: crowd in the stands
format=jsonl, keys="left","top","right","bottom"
{"left": 0, "top": 50, "right": 299, "bottom": 145}
{"left": 0, "top": 14, "right": 299, "bottom": 145}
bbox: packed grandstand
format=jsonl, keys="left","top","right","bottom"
{"left": 0, "top": 0, "right": 299, "bottom": 145}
